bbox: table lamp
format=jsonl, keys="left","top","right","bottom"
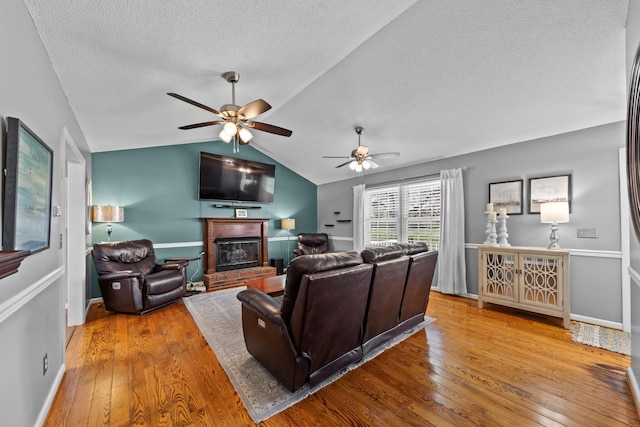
{"left": 540, "top": 202, "right": 569, "bottom": 249}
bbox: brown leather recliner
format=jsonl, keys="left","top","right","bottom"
{"left": 236, "top": 251, "right": 373, "bottom": 392}
{"left": 292, "top": 233, "right": 330, "bottom": 257}
{"left": 92, "top": 239, "right": 187, "bottom": 314}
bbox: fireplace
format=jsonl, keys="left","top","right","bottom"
{"left": 202, "top": 218, "right": 275, "bottom": 290}
{"left": 215, "top": 237, "right": 260, "bottom": 271}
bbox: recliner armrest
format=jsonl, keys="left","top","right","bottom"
{"left": 98, "top": 270, "right": 141, "bottom": 281}
{"left": 236, "top": 289, "right": 283, "bottom": 326}
{"left": 154, "top": 262, "right": 185, "bottom": 272}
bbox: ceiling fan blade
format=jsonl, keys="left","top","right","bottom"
{"left": 178, "top": 120, "right": 224, "bottom": 130}
{"left": 335, "top": 160, "right": 353, "bottom": 168}
{"left": 167, "top": 92, "right": 221, "bottom": 116}
{"left": 238, "top": 99, "right": 271, "bottom": 119}
{"left": 322, "top": 155, "right": 352, "bottom": 159}
{"left": 370, "top": 152, "right": 400, "bottom": 159}
{"left": 250, "top": 121, "right": 293, "bottom": 137}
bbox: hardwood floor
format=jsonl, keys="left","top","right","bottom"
{"left": 45, "top": 291, "right": 639, "bottom": 426}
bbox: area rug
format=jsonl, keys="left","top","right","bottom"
{"left": 183, "top": 286, "right": 434, "bottom": 424}
{"left": 571, "top": 322, "right": 631, "bottom": 356}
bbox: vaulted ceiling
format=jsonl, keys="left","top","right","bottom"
{"left": 24, "top": 0, "right": 629, "bottom": 185}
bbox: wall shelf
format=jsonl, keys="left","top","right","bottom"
{"left": 324, "top": 224, "right": 335, "bottom": 227}
{"left": 213, "top": 204, "right": 262, "bottom": 209}
{"left": 336, "top": 219, "right": 352, "bottom": 223}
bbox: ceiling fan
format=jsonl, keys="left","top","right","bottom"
{"left": 167, "top": 71, "right": 292, "bottom": 147}
{"left": 323, "top": 127, "right": 400, "bottom": 172}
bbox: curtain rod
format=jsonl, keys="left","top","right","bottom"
{"left": 364, "top": 166, "right": 468, "bottom": 188}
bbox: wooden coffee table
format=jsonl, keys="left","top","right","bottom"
{"left": 245, "top": 275, "right": 286, "bottom": 297}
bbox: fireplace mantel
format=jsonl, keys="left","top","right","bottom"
{"left": 203, "top": 218, "right": 269, "bottom": 273}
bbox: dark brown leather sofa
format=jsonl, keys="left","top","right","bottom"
{"left": 93, "top": 239, "right": 188, "bottom": 314}
{"left": 236, "top": 243, "right": 437, "bottom": 392}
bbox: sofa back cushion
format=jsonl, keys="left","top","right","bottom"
{"left": 397, "top": 242, "right": 429, "bottom": 255}
{"left": 361, "top": 244, "right": 405, "bottom": 263}
{"left": 400, "top": 250, "right": 438, "bottom": 322}
{"left": 289, "top": 262, "right": 374, "bottom": 371}
{"left": 93, "top": 239, "right": 157, "bottom": 276}
{"left": 281, "top": 251, "right": 363, "bottom": 323}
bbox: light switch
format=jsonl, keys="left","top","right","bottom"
{"left": 577, "top": 228, "right": 598, "bottom": 238}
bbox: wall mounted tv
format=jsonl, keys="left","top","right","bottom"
{"left": 199, "top": 152, "right": 276, "bottom": 203}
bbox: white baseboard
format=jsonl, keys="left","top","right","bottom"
{"left": 628, "top": 367, "right": 640, "bottom": 416}
{"left": 36, "top": 364, "right": 65, "bottom": 426}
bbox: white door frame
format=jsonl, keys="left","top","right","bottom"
{"left": 63, "top": 128, "right": 87, "bottom": 326}
{"left": 620, "top": 147, "right": 631, "bottom": 333}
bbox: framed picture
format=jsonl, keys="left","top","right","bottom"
{"left": 528, "top": 174, "right": 572, "bottom": 214}
{"left": 235, "top": 208, "right": 248, "bottom": 218}
{"left": 3, "top": 117, "right": 54, "bottom": 253}
{"left": 489, "top": 180, "right": 523, "bottom": 215}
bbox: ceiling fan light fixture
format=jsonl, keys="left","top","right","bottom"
{"left": 219, "top": 129, "right": 232, "bottom": 143}
{"left": 349, "top": 161, "right": 357, "bottom": 170}
{"left": 362, "top": 160, "right": 371, "bottom": 169}
{"left": 238, "top": 126, "right": 253, "bottom": 143}
{"left": 223, "top": 121, "right": 238, "bottom": 136}
{"left": 355, "top": 163, "right": 363, "bottom": 173}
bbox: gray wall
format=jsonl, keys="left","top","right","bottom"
{"left": 319, "top": 121, "right": 625, "bottom": 324}
{"left": 0, "top": 0, "right": 91, "bottom": 424}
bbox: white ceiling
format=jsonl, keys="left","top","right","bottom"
{"left": 24, "top": 0, "right": 629, "bottom": 185}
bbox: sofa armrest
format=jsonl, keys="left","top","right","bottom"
{"left": 236, "top": 288, "right": 283, "bottom": 326}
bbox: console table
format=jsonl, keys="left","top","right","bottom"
{"left": 477, "top": 245, "right": 570, "bottom": 328}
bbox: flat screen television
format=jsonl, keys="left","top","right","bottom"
{"left": 198, "top": 152, "right": 276, "bottom": 203}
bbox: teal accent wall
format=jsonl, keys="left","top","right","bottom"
{"left": 91, "top": 140, "right": 316, "bottom": 297}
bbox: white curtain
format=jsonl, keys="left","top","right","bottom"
{"left": 436, "top": 168, "right": 467, "bottom": 295}
{"left": 353, "top": 184, "right": 366, "bottom": 252}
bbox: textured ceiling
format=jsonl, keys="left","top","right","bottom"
{"left": 24, "top": 0, "right": 629, "bottom": 185}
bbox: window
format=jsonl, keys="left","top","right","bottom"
{"left": 364, "top": 178, "right": 441, "bottom": 249}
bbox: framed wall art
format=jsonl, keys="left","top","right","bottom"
{"left": 3, "top": 117, "right": 54, "bottom": 254}
{"left": 488, "top": 179, "right": 523, "bottom": 215}
{"left": 528, "top": 174, "right": 571, "bottom": 214}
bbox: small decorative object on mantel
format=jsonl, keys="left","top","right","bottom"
{"left": 0, "top": 250, "right": 30, "bottom": 280}
{"left": 497, "top": 208, "right": 510, "bottom": 247}
{"left": 235, "top": 208, "right": 248, "bottom": 218}
{"left": 483, "top": 203, "right": 498, "bottom": 246}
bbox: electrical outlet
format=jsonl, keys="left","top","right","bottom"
{"left": 577, "top": 228, "right": 598, "bottom": 238}
{"left": 43, "top": 353, "right": 48, "bottom": 376}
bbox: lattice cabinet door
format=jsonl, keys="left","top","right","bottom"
{"left": 519, "top": 254, "right": 564, "bottom": 311}
{"left": 478, "top": 245, "right": 570, "bottom": 328}
{"left": 481, "top": 251, "right": 518, "bottom": 303}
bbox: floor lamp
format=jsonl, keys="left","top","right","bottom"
{"left": 91, "top": 205, "right": 124, "bottom": 242}
{"left": 281, "top": 218, "right": 296, "bottom": 267}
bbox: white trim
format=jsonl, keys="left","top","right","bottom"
{"left": 152, "top": 241, "right": 203, "bottom": 249}
{"left": 570, "top": 314, "right": 623, "bottom": 330}
{"left": 328, "top": 236, "right": 354, "bottom": 242}
{"left": 0, "top": 267, "right": 64, "bottom": 324}
{"left": 37, "top": 364, "right": 65, "bottom": 427}
{"left": 627, "top": 367, "right": 640, "bottom": 415}
{"left": 620, "top": 147, "right": 632, "bottom": 332}
{"left": 630, "top": 265, "right": 640, "bottom": 287}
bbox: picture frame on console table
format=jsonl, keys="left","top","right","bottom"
{"left": 489, "top": 179, "right": 523, "bottom": 215}
{"left": 528, "top": 174, "right": 571, "bottom": 214}
{"left": 3, "top": 117, "right": 53, "bottom": 254}
{"left": 235, "top": 208, "right": 248, "bottom": 218}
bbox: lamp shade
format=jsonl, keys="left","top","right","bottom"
{"left": 282, "top": 218, "right": 295, "bottom": 230}
{"left": 540, "top": 202, "right": 569, "bottom": 224}
{"left": 91, "top": 205, "right": 124, "bottom": 223}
